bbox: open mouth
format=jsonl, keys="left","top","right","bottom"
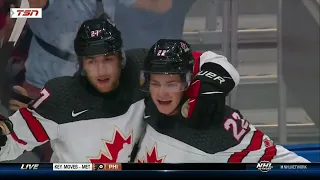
{"left": 97, "top": 78, "right": 110, "bottom": 83}
{"left": 157, "top": 100, "right": 172, "bottom": 105}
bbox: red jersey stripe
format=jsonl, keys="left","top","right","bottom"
{"left": 10, "top": 132, "right": 27, "bottom": 145}
{"left": 259, "top": 145, "right": 277, "bottom": 162}
{"left": 228, "top": 130, "right": 264, "bottom": 162}
{"left": 19, "top": 108, "right": 49, "bottom": 142}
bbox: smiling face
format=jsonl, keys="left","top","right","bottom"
{"left": 149, "top": 74, "right": 186, "bottom": 115}
{"left": 82, "top": 53, "right": 121, "bottom": 93}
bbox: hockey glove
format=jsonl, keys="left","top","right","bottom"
{"left": 184, "top": 51, "right": 240, "bottom": 128}
{"left": 0, "top": 133, "right": 7, "bottom": 151}
{"left": 0, "top": 114, "right": 12, "bottom": 150}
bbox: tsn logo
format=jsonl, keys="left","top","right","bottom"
{"left": 10, "top": 8, "right": 42, "bottom": 18}
{"left": 256, "top": 161, "right": 273, "bottom": 172}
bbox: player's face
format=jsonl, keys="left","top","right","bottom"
{"left": 83, "top": 53, "right": 121, "bottom": 93}
{"left": 149, "top": 74, "right": 185, "bottom": 116}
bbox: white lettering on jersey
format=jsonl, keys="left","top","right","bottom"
{"left": 32, "top": 88, "right": 50, "bottom": 109}
{"left": 223, "top": 112, "right": 250, "bottom": 141}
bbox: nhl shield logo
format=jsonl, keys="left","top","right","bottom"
{"left": 256, "top": 161, "right": 273, "bottom": 172}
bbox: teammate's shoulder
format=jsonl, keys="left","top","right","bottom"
{"left": 30, "top": 76, "right": 78, "bottom": 110}
{"left": 218, "top": 106, "right": 254, "bottom": 149}
{"left": 222, "top": 105, "right": 248, "bottom": 123}
{"left": 42, "top": 76, "right": 79, "bottom": 97}
{"left": 44, "top": 76, "right": 76, "bottom": 92}
{"left": 28, "top": 76, "right": 80, "bottom": 123}
{"left": 226, "top": 105, "right": 240, "bottom": 112}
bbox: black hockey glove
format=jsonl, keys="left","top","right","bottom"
{"left": 184, "top": 52, "right": 239, "bottom": 128}
{"left": 0, "top": 114, "right": 13, "bottom": 151}
{"left": 0, "top": 134, "right": 7, "bottom": 151}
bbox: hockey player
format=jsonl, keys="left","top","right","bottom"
{"left": 0, "top": 18, "right": 145, "bottom": 162}
{"left": 136, "top": 39, "right": 310, "bottom": 163}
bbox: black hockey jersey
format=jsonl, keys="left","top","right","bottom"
{"left": 0, "top": 58, "right": 145, "bottom": 163}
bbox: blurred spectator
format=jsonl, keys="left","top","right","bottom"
{"left": 5, "top": 26, "right": 33, "bottom": 113}
{"left": 0, "top": 1, "right": 16, "bottom": 45}
{"left": 0, "top": 103, "right": 8, "bottom": 118}
{"left": 6, "top": 26, "right": 32, "bottom": 85}
{"left": 23, "top": 0, "right": 172, "bottom": 99}
{"left": 1, "top": 1, "right": 31, "bottom": 116}
{"left": 115, "top": 0, "right": 195, "bottom": 50}
{"left": 0, "top": 1, "right": 10, "bottom": 116}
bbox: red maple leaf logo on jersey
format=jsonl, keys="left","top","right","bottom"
{"left": 88, "top": 128, "right": 132, "bottom": 163}
{"left": 137, "top": 143, "right": 166, "bottom": 163}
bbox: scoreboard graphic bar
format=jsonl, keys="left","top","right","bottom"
{"left": 0, "top": 163, "right": 319, "bottom": 172}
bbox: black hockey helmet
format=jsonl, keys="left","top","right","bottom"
{"left": 140, "top": 39, "right": 194, "bottom": 92}
{"left": 74, "top": 17, "right": 126, "bottom": 67}
{"left": 143, "top": 39, "right": 194, "bottom": 73}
